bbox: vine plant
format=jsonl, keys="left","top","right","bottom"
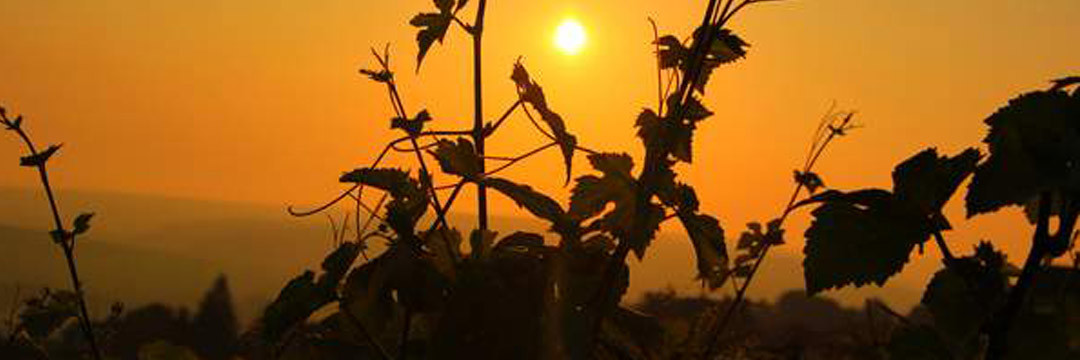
{"left": 782, "top": 77, "right": 1080, "bottom": 360}
{"left": 261, "top": 0, "right": 801, "bottom": 358}
{"left": 1, "top": 106, "right": 103, "bottom": 359}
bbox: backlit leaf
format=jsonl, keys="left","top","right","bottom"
{"left": 410, "top": 12, "right": 452, "bottom": 70}
{"left": 19, "top": 144, "right": 61, "bottom": 167}
{"left": 678, "top": 213, "right": 729, "bottom": 289}
{"left": 72, "top": 212, "right": 94, "bottom": 236}
{"left": 511, "top": 61, "right": 578, "bottom": 183}
{"left": 966, "top": 90, "right": 1080, "bottom": 216}
{"left": 485, "top": 177, "right": 569, "bottom": 229}
{"left": 430, "top": 137, "right": 483, "bottom": 180}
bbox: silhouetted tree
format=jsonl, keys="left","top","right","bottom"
{"left": 191, "top": 275, "right": 239, "bottom": 360}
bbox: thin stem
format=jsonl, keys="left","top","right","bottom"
{"left": 700, "top": 112, "right": 849, "bottom": 359}
{"left": 484, "top": 142, "right": 557, "bottom": 176}
{"left": 2, "top": 117, "right": 102, "bottom": 360}
{"left": 483, "top": 99, "right": 523, "bottom": 137}
{"left": 648, "top": 17, "right": 663, "bottom": 114}
{"left": 473, "top": 0, "right": 490, "bottom": 235}
{"left": 987, "top": 191, "right": 1054, "bottom": 360}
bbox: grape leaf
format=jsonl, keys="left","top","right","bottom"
{"left": 262, "top": 243, "right": 361, "bottom": 342}
{"left": 511, "top": 61, "right": 578, "bottom": 183}
{"left": 19, "top": 144, "right": 61, "bottom": 167}
{"left": 410, "top": 12, "right": 452, "bottom": 70}
{"left": 654, "top": 35, "right": 687, "bottom": 69}
{"left": 966, "top": 90, "right": 1080, "bottom": 216}
{"left": 72, "top": 212, "right": 94, "bottom": 236}
{"left": 569, "top": 153, "right": 636, "bottom": 222}
{"left": 430, "top": 137, "right": 483, "bottom": 180}
{"left": 802, "top": 189, "right": 925, "bottom": 294}
{"left": 390, "top": 109, "right": 432, "bottom": 136}
{"left": 485, "top": 177, "right": 569, "bottom": 229}
{"left": 794, "top": 170, "right": 825, "bottom": 194}
{"left": 340, "top": 167, "right": 428, "bottom": 235}
{"left": 894, "top": 147, "right": 980, "bottom": 216}
{"left": 677, "top": 213, "right": 729, "bottom": 289}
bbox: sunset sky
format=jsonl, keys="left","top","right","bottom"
{"left": 2, "top": 1, "right": 1079, "bottom": 300}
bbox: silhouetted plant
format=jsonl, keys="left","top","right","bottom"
{"left": 1, "top": 106, "right": 103, "bottom": 359}
{"left": 791, "top": 78, "right": 1080, "bottom": 360}
{"left": 265, "top": 0, "right": 810, "bottom": 358}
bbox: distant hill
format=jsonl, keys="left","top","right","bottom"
{"left": 0, "top": 187, "right": 923, "bottom": 326}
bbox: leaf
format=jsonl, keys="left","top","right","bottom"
{"left": 569, "top": 153, "right": 636, "bottom": 222}
{"left": 430, "top": 137, "right": 483, "bottom": 180}
{"left": 626, "top": 203, "right": 665, "bottom": 259}
{"left": 359, "top": 68, "right": 393, "bottom": 83}
{"left": 485, "top": 177, "right": 569, "bottom": 228}
{"left": 678, "top": 213, "right": 729, "bottom": 289}
{"left": 71, "top": 212, "right": 94, "bottom": 236}
{"left": 654, "top": 35, "right": 687, "bottom": 69}
{"left": 262, "top": 243, "right": 360, "bottom": 342}
{"left": 469, "top": 228, "right": 497, "bottom": 259}
{"left": 339, "top": 167, "right": 415, "bottom": 197}
{"left": 802, "top": 192, "right": 926, "bottom": 294}
{"left": 390, "top": 109, "right": 432, "bottom": 136}
{"left": 19, "top": 144, "right": 61, "bottom": 167}
{"left": 18, "top": 290, "right": 79, "bottom": 339}
{"left": 893, "top": 147, "right": 980, "bottom": 215}
{"left": 410, "top": 12, "right": 452, "bottom": 70}
{"left": 434, "top": 0, "right": 454, "bottom": 14}
{"left": 340, "top": 259, "right": 394, "bottom": 335}
{"left": 709, "top": 28, "right": 749, "bottom": 64}
{"left": 635, "top": 108, "right": 664, "bottom": 151}
{"left": 511, "top": 61, "right": 578, "bottom": 183}
{"left": 966, "top": 90, "right": 1080, "bottom": 216}
{"left": 794, "top": 170, "right": 825, "bottom": 194}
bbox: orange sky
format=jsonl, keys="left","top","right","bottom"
{"left": 2, "top": 1, "right": 1079, "bottom": 302}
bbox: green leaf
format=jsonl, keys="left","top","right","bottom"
{"left": 430, "top": 137, "right": 483, "bottom": 180}
{"left": 72, "top": 212, "right": 94, "bottom": 236}
{"left": 802, "top": 190, "right": 926, "bottom": 294}
{"left": 966, "top": 90, "right": 1080, "bottom": 216}
{"left": 410, "top": 12, "right": 452, "bottom": 70}
{"left": 19, "top": 144, "right": 61, "bottom": 167}
{"left": 485, "top": 177, "right": 569, "bottom": 228}
{"left": 678, "top": 213, "right": 729, "bottom": 289}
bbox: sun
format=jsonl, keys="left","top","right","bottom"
{"left": 554, "top": 19, "right": 587, "bottom": 55}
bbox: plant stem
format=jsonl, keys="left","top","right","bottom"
{"left": 986, "top": 191, "right": 1052, "bottom": 360}
{"left": 473, "top": 0, "right": 490, "bottom": 235}
{"left": 6, "top": 123, "right": 102, "bottom": 360}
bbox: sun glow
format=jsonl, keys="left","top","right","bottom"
{"left": 554, "top": 19, "right": 587, "bottom": 55}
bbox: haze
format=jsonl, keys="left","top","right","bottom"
{"left": 1, "top": 0, "right": 1079, "bottom": 309}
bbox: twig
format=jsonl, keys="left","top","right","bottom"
{"left": 1, "top": 108, "right": 103, "bottom": 360}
